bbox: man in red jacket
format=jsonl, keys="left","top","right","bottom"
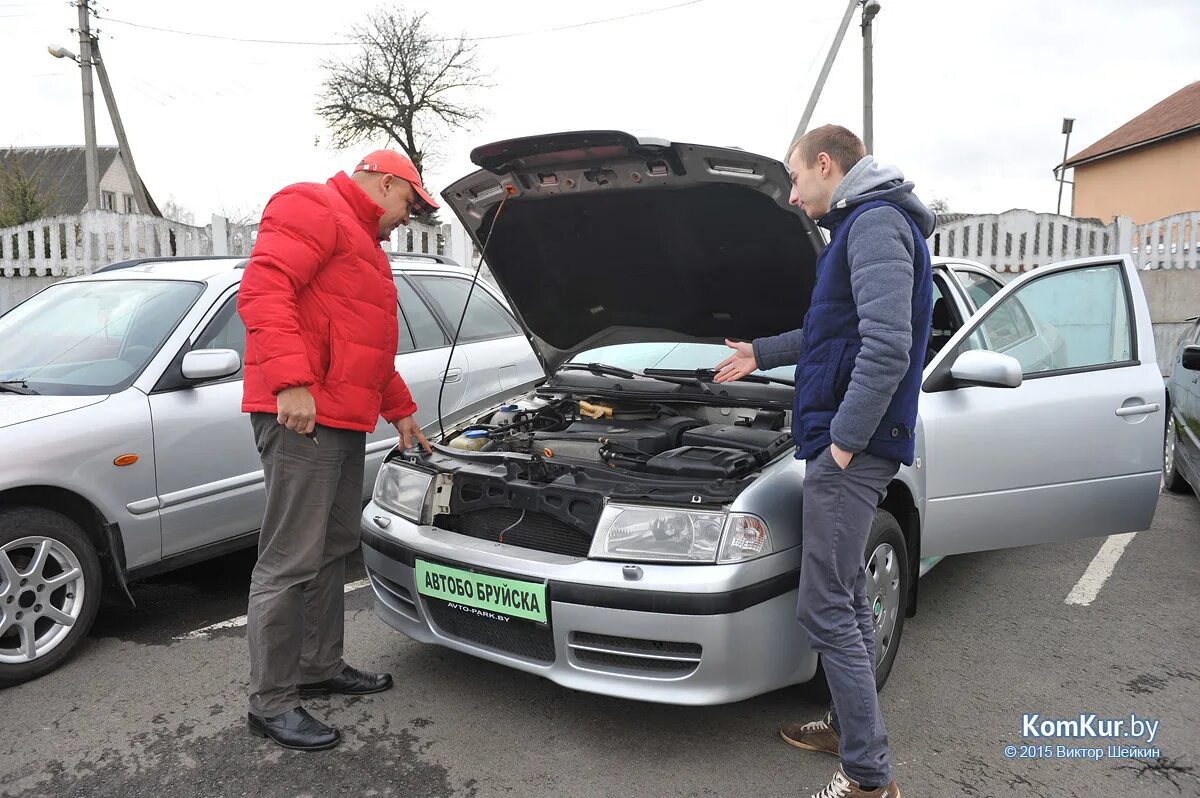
{"left": 238, "top": 150, "right": 435, "bottom": 751}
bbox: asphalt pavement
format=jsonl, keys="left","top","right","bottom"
{"left": 2, "top": 491, "right": 1198, "bottom": 798}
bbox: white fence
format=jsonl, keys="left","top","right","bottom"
{"left": 0, "top": 210, "right": 471, "bottom": 313}
{"left": 1, "top": 211, "right": 224, "bottom": 278}
{"left": 928, "top": 209, "right": 1199, "bottom": 273}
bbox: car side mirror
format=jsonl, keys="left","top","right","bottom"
{"left": 181, "top": 349, "right": 241, "bottom": 382}
{"left": 1183, "top": 345, "right": 1200, "bottom": 372}
{"left": 948, "top": 349, "right": 1023, "bottom": 389}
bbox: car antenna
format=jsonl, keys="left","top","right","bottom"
{"left": 436, "top": 184, "right": 517, "bottom": 443}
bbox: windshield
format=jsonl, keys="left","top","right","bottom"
{"left": 0, "top": 279, "right": 203, "bottom": 396}
{"left": 568, "top": 342, "right": 795, "bottom": 381}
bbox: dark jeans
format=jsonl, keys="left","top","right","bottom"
{"left": 797, "top": 446, "right": 899, "bottom": 787}
{"left": 246, "top": 414, "right": 366, "bottom": 717}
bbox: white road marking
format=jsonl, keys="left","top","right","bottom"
{"left": 174, "top": 578, "right": 372, "bottom": 640}
{"left": 1065, "top": 533, "right": 1137, "bottom": 606}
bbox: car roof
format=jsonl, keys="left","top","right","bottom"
{"left": 932, "top": 257, "right": 989, "bottom": 271}
{"left": 70, "top": 252, "right": 476, "bottom": 287}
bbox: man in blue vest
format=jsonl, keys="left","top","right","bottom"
{"left": 716, "top": 125, "right": 934, "bottom": 798}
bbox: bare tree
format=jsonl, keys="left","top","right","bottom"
{"left": 161, "top": 195, "right": 195, "bottom": 226}
{"left": 927, "top": 197, "right": 951, "bottom": 214}
{"left": 217, "top": 204, "right": 262, "bottom": 227}
{"left": 315, "top": 9, "right": 487, "bottom": 176}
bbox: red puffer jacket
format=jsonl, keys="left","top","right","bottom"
{"left": 238, "top": 171, "right": 417, "bottom": 432}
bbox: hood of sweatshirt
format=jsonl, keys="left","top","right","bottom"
{"left": 821, "top": 155, "right": 936, "bottom": 238}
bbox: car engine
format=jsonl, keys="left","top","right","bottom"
{"left": 442, "top": 396, "right": 791, "bottom": 481}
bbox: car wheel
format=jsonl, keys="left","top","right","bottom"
{"left": 0, "top": 508, "right": 102, "bottom": 688}
{"left": 1164, "top": 414, "right": 1191, "bottom": 494}
{"left": 866, "top": 509, "right": 908, "bottom": 691}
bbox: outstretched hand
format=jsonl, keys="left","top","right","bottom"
{"left": 714, "top": 339, "right": 758, "bottom": 383}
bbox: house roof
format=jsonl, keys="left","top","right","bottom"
{"left": 0, "top": 145, "right": 158, "bottom": 216}
{"left": 1064, "top": 81, "right": 1200, "bottom": 168}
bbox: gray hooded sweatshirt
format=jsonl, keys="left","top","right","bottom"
{"left": 751, "top": 156, "right": 937, "bottom": 454}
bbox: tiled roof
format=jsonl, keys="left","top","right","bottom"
{"left": 1065, "top": 81, "right": 1200, "bottom": 168}
{"left": 0, "top": 145, "right": 160, "bottom": 216}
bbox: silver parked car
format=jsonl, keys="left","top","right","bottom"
{"left": 361, "top": 131, "right": 1163, "bottom": 704}
{"left": 0, "top": 254, "right": 541, "bottom": 686}
{"left": 1164, "top": 314, "right": 1200, "bottom": 500}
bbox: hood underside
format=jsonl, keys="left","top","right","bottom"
{"left": 441, "top": 131, "right": 823, "bottom": 373}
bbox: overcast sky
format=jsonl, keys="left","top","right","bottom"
{"left": 3, "top": 0, "right": 1197, "bottom": 223}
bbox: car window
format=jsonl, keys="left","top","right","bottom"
{"left": 194, "top": 295, "right": 246, "bottom": 369}
{"left": 953, "top": 263, "right": 1133, "bottom": 375}
{"left": 394, "top": 303, "right": 416, "bottom": 354}
{"left": 953, "top": 269, "right": 1003, "bottom": 312}
{"left": 0, "top": 279, "right": 201, "bottom": 395}
{"left": 393, "top": 276, "right": 446, "bottom": 350}
{"left": 927, "top": 275, "right": 959, "bottom": 364}
{"left": 960, "top": 284, "right": 1037, "bottom": 355}
{"left": 413, "top": 276, "right": 519, "bottom": 343}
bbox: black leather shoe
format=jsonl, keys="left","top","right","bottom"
{"left": 247, "top": 707, "right": 340, "bottom": 751}
{"left": 298, "top": 664, "right": 393, "bottom": 697}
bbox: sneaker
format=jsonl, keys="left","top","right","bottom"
{"left": 780, "top": 709, "right": 841, "bottom": 756}
{"left": 810, "top": 766, "right": 900, "bottom": 798}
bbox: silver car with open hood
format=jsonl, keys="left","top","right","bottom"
{"left": 360, "top": 131, "right": 1163, "bottom": 704}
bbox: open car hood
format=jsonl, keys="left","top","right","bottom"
{"left": 440, "top": 131, "right": 823, "bottom": 373}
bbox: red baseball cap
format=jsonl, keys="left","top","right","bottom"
{"left": 354, "top": 149, "right": 440, "bottom": 213}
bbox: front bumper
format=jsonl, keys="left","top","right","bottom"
{"left": 360, "top": 502, "right": 818, "bottom": 705}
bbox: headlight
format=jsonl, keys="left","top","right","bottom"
{"left": 589, "top": 504, "right": 727, "bottom": 563}
{"left": 718, "top": 514, "right": 772, "bottom": 563}
{"left": 589, "top": 504, "right": 773, "bottom": 564}
{"left": 373, "top": 462, "right": 433, "bottom": 522}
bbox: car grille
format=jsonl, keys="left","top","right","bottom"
{"left": 424, "top": 597, "right": 556, "bottom": 663}
{"left": 433, "top": 508, "right": 591, "bottom": 557}
{"left": 568, "top": 632, "right": 702, "bottom": 677}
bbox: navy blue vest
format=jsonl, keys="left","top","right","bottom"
{"left": 792, "top": 200, "right": 932, "bottom": 466}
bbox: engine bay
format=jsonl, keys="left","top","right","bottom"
{"left": 439, "top": 393, "right": 792, "bottom": 482}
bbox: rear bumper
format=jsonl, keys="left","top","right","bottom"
{"left": 360, "top": 505, "right": 818, "bottom": 705}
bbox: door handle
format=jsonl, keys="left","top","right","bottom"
{"left": 1115, "top": 402, "right": 1160, "bottom": 417}
{"left": 441, "top": 368, "right": 462, "bottom": 384}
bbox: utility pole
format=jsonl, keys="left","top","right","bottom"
{"left": 793, "top": 0, "right": 860, "bottom": 144}
{"left": 92, "top": 40, "right": 155, "bottom": 215}
{"left": 75, "top": 0, "right": 100, "bottom": 211}
{"left": 862, "top": 0, "right": 881, "bottom": 154}
{"left": 1056, "top": 117, "right": 1075, "bottom": 216}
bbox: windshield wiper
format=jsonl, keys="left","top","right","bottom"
{"left": 0, "top": 380, "right": 39, "bottom": 395}
{"left": 559, "top": 362, "right": 639, "bottom": 379}
{"left": 558, "top": 362, "right": 718, "bottom": 394}
{"left": 642, "top": 367, "right": 794, "bottom": 387}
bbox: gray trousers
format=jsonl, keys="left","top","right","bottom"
{"left": 247, "top": 413, "right": 366, "bottom": 717}
{"left": 797, "top": 446, "right": 899, "bottom": 787}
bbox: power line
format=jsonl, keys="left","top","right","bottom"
{"left": 94, "top": 15, "right": 357, "bottom": 46}
{"left": 465, "top": 0, "right": 706, "bottom": 41}
{"left": 94, "top": 1, "right": 708, "bottom": 47}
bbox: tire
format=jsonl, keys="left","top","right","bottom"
{"left": 0, "top": 507, "right": 103, "bottom": 688}
{"left": 801, "top": 508, "right": 910, "bottom": 700}
{"left": 865, "top": 509, "right": 908, "bottom": 691}
{"left": 1164, "top": 414, "right": 1192, "bottom": 495}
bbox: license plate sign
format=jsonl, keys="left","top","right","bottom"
{"left": 415, "top": 560, "right": 547, "bottom": 624}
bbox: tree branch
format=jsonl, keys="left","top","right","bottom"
{"left": 316, "top": 8, "right": 487, "bottom": 177}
